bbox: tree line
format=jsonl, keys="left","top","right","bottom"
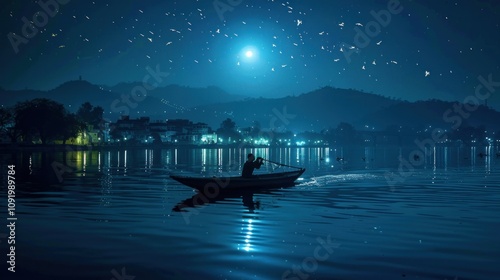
{"left": 0, "top": 98, "right": 103, "bottom": 145}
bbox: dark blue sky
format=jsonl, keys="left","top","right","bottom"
{"left": 2, "top": 0, "right": 500, "bottom": 108}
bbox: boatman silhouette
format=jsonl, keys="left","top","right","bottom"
{"left": 241, "top": 153, "right": 263, "bottom": 177}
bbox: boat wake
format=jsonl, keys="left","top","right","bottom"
{"left": 296, "top": 173, "right": 379, "bottom": 187}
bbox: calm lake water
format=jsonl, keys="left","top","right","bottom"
{"left": 1, "top": 145, "right": 499, "bottom": 280}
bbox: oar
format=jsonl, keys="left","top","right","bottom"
{"left": 262, "top": 159, "right": 303, "bottom": 170}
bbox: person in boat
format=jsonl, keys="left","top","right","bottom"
{"left": 242, "top": 153, "right": 264, "bottom": 177}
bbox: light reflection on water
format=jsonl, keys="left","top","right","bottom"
{"left": 0, "top": 145, "right": 499, "bottom": 280}
{"left": 8, "top": 145, "right": 496, "bottom": 177}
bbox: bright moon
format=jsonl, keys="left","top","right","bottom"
{"left": 240, "top": 46, "right": 258, "bottom": 62}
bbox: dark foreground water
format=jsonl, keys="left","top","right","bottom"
{"left": 1, "top": 146, "right": 499, "bottom": 280}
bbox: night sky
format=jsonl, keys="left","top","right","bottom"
{"left": 2, "top": 0, "right": 500, "bottom": 109}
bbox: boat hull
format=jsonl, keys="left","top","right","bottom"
{"left": 170, "top": 169, "right": 305, "bottom": 191}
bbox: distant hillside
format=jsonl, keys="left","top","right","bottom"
{"left": 0, "top": 80, "right": 244, "bottom": 118}
{"left": 49, "top": 80, "right": 118, "bottom": 108}
{"left": 2, "top": 81, "right": 499, "bottom": 133}
{"left": 358, "top": 99, "right": 500, "bottom": 131}
{"left": 103, "top": 83, "right": 245, "bottom": 108}
{"left": 170, "top": 87, "right": 500, "bottom": 132}
{"left": 171, "top": 86, "right": 401, "bottom": 131}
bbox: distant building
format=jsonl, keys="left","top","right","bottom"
{"left": 113, "top": 116, "right": 151, "bottom": 143}
{"left": 108, "top": 117, "right": 215, "bottom": 144}
{"left": 201, "top": 133, "right": 217, "bottom": 144}
{"left": 150, "top": 120, "right": 170, "bottom": 143}
{"left": 101, "top": 121, "right": 111, "bottom": 142}
{"left": 167, "top": 120, "right": 214, "bottom": 144}
{"left": 166, "top": 119, "right": 191, "bottom": 134}
{"left": 191, "top": 122, "right": 210, "bottom": 135}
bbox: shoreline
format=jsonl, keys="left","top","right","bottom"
{"left": 0, "top": 142, "right": 495, "bottom": 152}
{"left": 0, "top": 143, "right": 318, "bottom": 151}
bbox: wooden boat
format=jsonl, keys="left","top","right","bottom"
{"left": 170, "top": 169, "right": 305, "bottom": 191}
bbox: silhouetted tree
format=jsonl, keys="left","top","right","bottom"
{"left": 15, "top": 98, "right": 67, "bottom": 144}
{"left": 0, "top": 107, "right": 23, "bottom": 143}
{"left": 76, "top": 102, "right": 104, "bottom": 128}
{"left": 60, "top": 113, "right": 86, "bottom": 144}
{"left": 220, "top": 118, "right": 236, "bottom": 131}
{"left": 217, "top": 118, "right": 241, "bottom": 143}
{"left": 0, "top": 107, "right": 13, "bottom": 136}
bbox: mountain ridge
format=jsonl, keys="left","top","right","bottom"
{"left": 1, "top": 81, "right": 499, "bottom": 132}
